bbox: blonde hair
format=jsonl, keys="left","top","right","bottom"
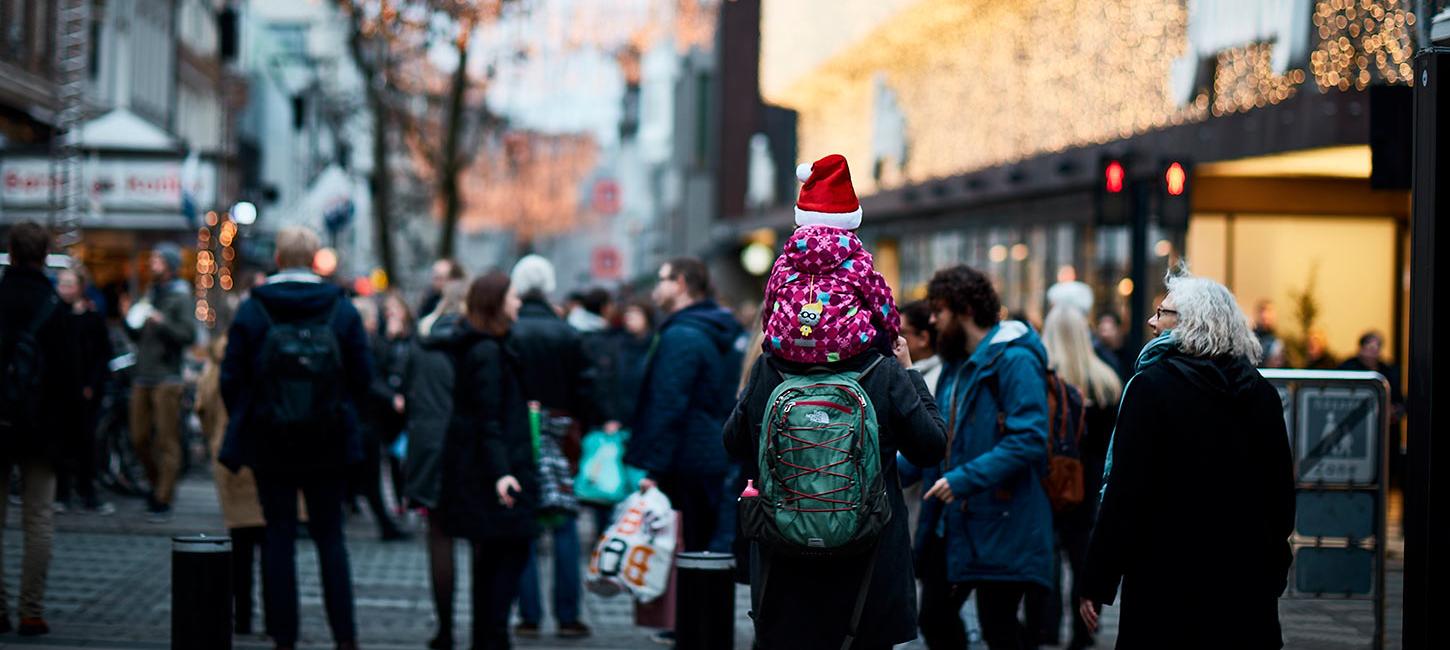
{"left": 420, "top": 278, "right": 469, "bottom": 336}
{"left": 1042, "top": 305, "right": 1123, "bottom": 408}
{"left": 275, "top": 226, "right": 321, "bottom": 269}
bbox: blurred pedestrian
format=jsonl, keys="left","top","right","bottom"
{"left": 1027, "top": 304, "right": 1123, "bottom": 649}
{"left": 901, "top": 300, "right": 943, "bottom": 394}
{"left": 351, "top": 295, "right": 408, "bottom": 541}
{"left": 570, "top": 288, "right": 630, "bottom": 538}
{"left": 726, "top": 323, "right": 945, "bottom": 648}
{"left": 508, "top": 255, "right": 596, "bottom": 640}
{"left": 379, "top": 292, "right": 415, "bottom": 513}
{"left": 0, "top": 222, "right": 81, "bottom": 636}
{"left": 1079, "top": 267, "right": 1293, "bottom": 649}
{"left": 626, "top": 258, "right": 745, "bottom": 551}
{"left": 1253, "top": 300, "right": 1279, "bottom": 363}
{"left": 405, "top": 278, "right": 469, "bottom": 649}
{"left": 420, "top": 258, "right": 466, "bottom": 318}
{"left": 902, "top": 265, "right": 1054, "bottom": 650}
{"left": 1095, "top": 312, "right": 1134, "bottom": 383}
{"left": 53, "top": 268, "right": 114, "bottom": 515}
{"left": 1337, "top": 331, "right": 1405, "bottom": 489}
{"left": 219, "top": 226, "right": 371, "bottom": 650}
{"left": 1048, "top": 281, "right": 1122, "bottom": 380}
{"left": 1303, "top": 327, "right": 1336, "bottom": 369}
{"left": 433, "top": 271, "right": 538, "bottom": 650}
{"left": 123, "top": 241, "right": 196, "bottom": 522}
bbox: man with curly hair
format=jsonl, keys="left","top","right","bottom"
{"left": 900, "top": 265, "right": 1054, "bottom": 649}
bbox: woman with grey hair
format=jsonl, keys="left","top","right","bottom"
{"left": 1078, "top": 266, "right": 1294, "bottom": 649}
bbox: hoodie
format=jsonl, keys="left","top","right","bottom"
{"left": 761, "top": 226, "right": 899, "bottom": 364}
{"left": 218, "top": 272, "right": 373, "bottom": 473}
{"left": 625, "top": 299, "right": 745, "bottom": 476}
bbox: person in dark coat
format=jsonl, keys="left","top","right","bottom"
{"left": 1337, "top": 331, "right": 1406, "bottom": 489}
{"left": 53, "top": 268, "right": 115, "bottom": 514}
{"left": 724, "top": 339, "right": 946, "bottom": 650}
{"left": 219, "top": 226, "right": 371, "bottom": 650}
{"left": 1080, "top": 269, "right": 1294, "bottom": 650}
{"left": 432, "top": 271, "right": 539, "bottom": 650}
{"left": 626, "top": 258, "right": 747, "bottom": 552}
{"left": 0, "top": 222, "right": 81, "bottom": 636}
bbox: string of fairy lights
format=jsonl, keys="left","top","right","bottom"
{"left": 193, "top": 210, "right": 236, "bottom": 327}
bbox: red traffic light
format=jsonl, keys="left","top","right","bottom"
{"left": 1165, "top": 162, "right": 1187, "bottom": 196}
{"left": 1105, "top": 160, "right": 1125, "bottom": 193}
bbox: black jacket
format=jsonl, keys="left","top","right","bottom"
{"left": 1082, "top": 350, "right": 1294, "bottom": 649}
{"left": 0, "top": 266, "right": 81, "bottom": 460}
{"left": 219, "top": 275, "right": 372, "bottom": 474}
{"left": 403, "top": 314, "right": 462, "bottom": 509}
{"left": 724, "top": 352, "right": 947, "bottom": 649}
{"left": 433, "top": 323, "right": 539, "bottom": 541}
{"left": 511, "top": 300, "right": 597, "bottom": 425}
{"left": 589, "top": 327, "right": 652, "bottom": 425}
{"left": 626, "top": 300, "right": 744, "bottom": 476}
{"left": 363, "top": 332, "right": 412, "bottom": 443}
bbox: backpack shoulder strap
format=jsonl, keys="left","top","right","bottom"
{"left": 854, "top": 355, "right": 886, "bottom": 381}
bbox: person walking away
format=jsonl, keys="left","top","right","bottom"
{"left": 123, "top": 242, "right": 196, "bottom": 522}
{"left": 379, "top": 292, "right": 415, "bottom": 514}
{"left": 53, "top": 268, "right": 115, "bottom": 515}
{"left": 901, "top": 265, "right": 1055, "bottom": 650}
{"left": 626, "top": 258, "right": 746, "bottom": 551}
{"left": 351, "top": 296, "right": 408, "bottom": 541}
{"left": 198, "top": 334, "right": 268, "bottom": 636}
{"left": 1047, "top": 281, "right": 1122, "bottom": 381}
{"left": 506, "top": 255, "right": 596, "bottom": 640}
{"left": 1028, "top": 304, "right": 1122, "bottom": 649}
{"left": 405, "top": 278, "right": 469, "bottom": 649}
{"left": 432, "top": 272, "right": 539, "bottom": 650}
{"left": 1336, "top": 331, "right": 1406, "bottom": 490}
{"left": 0, "top": 222, "right": 81, "bottom": 636}
{"left": 219, "top": 226, "right": 370, "bottom": 650}
{"left": 570, "top": 288, "right": 632, "bottom": 539}
{"left": 1079, "top": 267, "right": 1294, "bottom": 649}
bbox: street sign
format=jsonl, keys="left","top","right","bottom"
{"left": 592, "top": 246, "right": 622, "bottom": 281}
{"left": 592, "top": 178, "right": 621, "bottom": 215}
{"left": 1294, "top": 547, "right": 1375, "bottom": 595}
{"left": 1296, "top": 491, "right": 1375, "bottom": 539}
{"left": 1296, "top": 386, "right": 1379, "bottom": 484}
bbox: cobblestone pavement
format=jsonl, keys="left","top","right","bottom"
{"left": 1, "top": 472, "right": 1402, "bottom": 649}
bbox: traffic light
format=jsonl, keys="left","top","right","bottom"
{"left": 1096, "top": 155, "right": 1130, "bottom": 225}
{"left": 1160, "top": 159, "right": 1192, "bottom": 227}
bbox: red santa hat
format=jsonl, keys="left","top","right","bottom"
{"left": 795, "top": 154, "right": 862, "bottom": 230}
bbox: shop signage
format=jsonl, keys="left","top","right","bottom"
{"left": 0, "top": 156, "right": 216, "bottom": 212}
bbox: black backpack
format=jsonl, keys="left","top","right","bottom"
{"left": 254, "top": 298, "right": 346, "bottom": 467}
{"left": 0, "top": 294, "right": 58, "bottom": 437}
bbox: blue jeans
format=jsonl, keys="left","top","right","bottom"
{"left": 256, "top": 473, "right": 356, "bottom": 646}
{"left": 516, "top": 514, "right": 582, "bottom": 625}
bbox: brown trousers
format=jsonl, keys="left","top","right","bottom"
{"left": 130, "top": 382, "right": 184, "bottom": 504}
{"left": 0, "top": 457, "right": 56, "bottom": 619}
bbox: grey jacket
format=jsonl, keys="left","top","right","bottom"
{"left": 126, "top": 279, "right": 196, "bottom": 384}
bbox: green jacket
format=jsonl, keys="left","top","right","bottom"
{"left": 126, "top": 279, "right": 196, "bottom": 384}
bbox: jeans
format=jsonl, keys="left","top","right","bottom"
{"left": 517, "top": 514, "right": 582, "bottom": 625}
{"left": 0, "top": 457, "right": 55, "bottom": 620}
{"left": 473, "top": 539, "right": 532, "bottom": 650}
{"left": 256, "top": 472, "right": 356, "bottom": 645}
{"left": 129, "top": 382, "right": 183, "bottom": 504}
{"left": 655, "top": 472, "right": 724, "bottom": 552}
{"left": 918, "top": 535, "right": 1037, "bottom": 650}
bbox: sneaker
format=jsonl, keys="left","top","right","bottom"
{"left": 17, "top": 617, "right": 49, "bottom": 636}
{"left": 85, "top": 502, "right": 116, "bottom": 516}
{"left": 52, "top": 501, "right": 68, "bottom": 515}
{"left": 557, "top": 621, "right": 592, "bottom": 639}
{"left": 147, "top": 504, "right": 173, "bottom": 523}
{"left": 514, "top": 622, "right": 541, "bottom": 639}
{"left": 650, "top": 630, "right": 675, "bottom": 646}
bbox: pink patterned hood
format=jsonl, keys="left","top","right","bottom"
{"left": 761, "top": 226, "right": 900, "bottom": 364}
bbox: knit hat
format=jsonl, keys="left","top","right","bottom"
{"left": 1046, "top": 281, "right": 1095, "bottom": 315}
{"left": 154, "top": 242, "right": 182, "bottom": 273}
{"left": 795, "top": 154, "right": 862, "bottom": 230}
{"left": 510, "top": 254, "right": 556, "bottom": 297}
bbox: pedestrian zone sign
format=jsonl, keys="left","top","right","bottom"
{"left": 1296, "top": 387, "right": 1379, "bottom": 484}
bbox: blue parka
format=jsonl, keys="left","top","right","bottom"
{"left": 900, "top": 320, "right": 1054, "bottom": 588}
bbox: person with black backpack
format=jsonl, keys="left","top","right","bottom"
{"left": 0, "top": 222, "right": 81, "bottom": 637}
{"left": 219, "top": 226, "right": 371, "bottom": 650}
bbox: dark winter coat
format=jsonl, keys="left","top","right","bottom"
{"left": 1082, "top": 344, "right": 1294, "bottom": 649}
{"left": 511, "top": 299, "right": 597, "bottom": 426}
{"left": 432, "top": 323, "right": 539, "bottom": 541}
{"left": 723, "top": 351, "right": 947, "bottom": 649}
{"left": 402, "top": 314, "right": 462, "bottom": 509}
{"left": 124, "top": 278, "right": 196, "bottom": 384}
{"left": 0, "top": 266, "right": 81, "bottom": 460}
{"left": 899, "top": 320, "right": 1055, "bottom": 588}
{"left": 584, "top": 326, "right": 652, "bottom": 426}
{"left": 626, "top": 300, "right": 745, "bottom": 477}
{"left": 218, "top": 273, "right": 372, "bottom": 474}
{"left": 363, "top": 332, "right": 412, "bottom": 444}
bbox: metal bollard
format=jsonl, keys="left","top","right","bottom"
{"left": 172, "top": 534, "right": 232, "bottom": 650}
{"left": 674, "top": 551, "right": 735, "bottom": 650}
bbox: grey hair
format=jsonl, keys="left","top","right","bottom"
{"left": 1165, "top": 264, "right": 1262, "bottom": 364}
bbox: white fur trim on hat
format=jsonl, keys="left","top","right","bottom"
{"left": 796, "top": 163, "right": 813, "bottom": 183}
{"left": 510, "top": 254, "right": 557, "bottom": 296}
{"left": 795, "top": 205, "right": 863, "bottom": 230}
{"left": 1046, "top": 281, "right": 1094, "bottom": 315}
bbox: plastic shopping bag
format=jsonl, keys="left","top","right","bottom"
{"left": 586, "top": 487, "right": 677, "bottom": 603}
{"left": 575, "top": 428, "right": 648, "bottom": 505}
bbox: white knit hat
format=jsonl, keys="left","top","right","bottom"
{"left": 510, "top": 254, "right": 556, "bottom": 297}
{"left": 1046, "top": 281, "right": 1095, "bottom": 315}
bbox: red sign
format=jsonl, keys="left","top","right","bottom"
{"left": 592, "top": 179, "right": 621, "bottom": 215}
{"left": 592, "top": 246, "right": 622, "bottom": 281}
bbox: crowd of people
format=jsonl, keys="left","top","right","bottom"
{"left": 0, "top": 154, "right": 1397, "bottom": 650}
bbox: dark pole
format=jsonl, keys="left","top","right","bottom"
{"left": 1126, "top": 178, "right": 1151, "bottom": 349}
{"left": 1406, "top": 47, "right": 1449, "bottom": 650}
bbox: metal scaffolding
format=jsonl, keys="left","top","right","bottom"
{"left": 49, "top": 0, "right": 92, "bottom": 247}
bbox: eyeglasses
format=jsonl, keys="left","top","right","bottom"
{"left": 1154, "top": 307, "right": 1179, "bottom": 320}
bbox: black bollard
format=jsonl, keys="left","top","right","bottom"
{"left": 674, "top": 551, "right": 735, "bottom": 650}
{"left": 172, "top": 534, "right": 232, "bottom": 650}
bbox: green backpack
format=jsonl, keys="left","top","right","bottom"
{"left": 744, "top": 357, "right": 891, "bottom": 557}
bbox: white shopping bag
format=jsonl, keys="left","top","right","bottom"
{"left": 586, "top": 487, "right": 677, "bottom": 603}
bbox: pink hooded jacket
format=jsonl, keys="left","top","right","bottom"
{"left": 761, "top": 226, "right": 900, "bottom": 364}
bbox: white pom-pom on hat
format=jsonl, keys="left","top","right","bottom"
{"left": 796, "top": 163, "right": 813, "bottom": 183}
